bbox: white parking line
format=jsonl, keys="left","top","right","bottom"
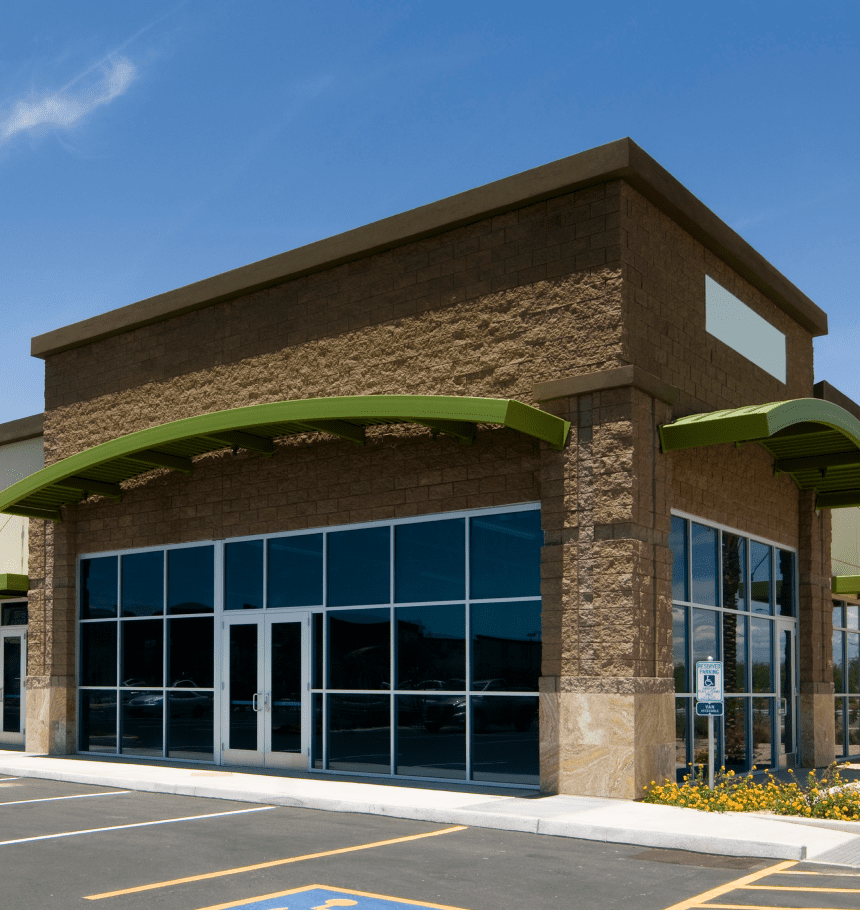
{"left": 0, "top": 790, "right": 131, "bottom": 807}
{"left": 0, "top": 777, "right": 19, "bottom": 781}
{"left": 0, "top": 805, "right": 275, "bottom": 847}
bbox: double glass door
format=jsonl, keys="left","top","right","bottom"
{"left": 222, "top": 613, "right": 309, "bottom": 768}
{"left": 0, "top": 630, "right": 25, "bottom": 746}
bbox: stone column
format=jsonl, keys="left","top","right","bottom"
{"left": 537, "top": 367, "right": 676, "bottom": 798}
{"left": 25, "top": 513, "right": 77, "bottom": 754}
{"left": 797, "top": 491, "right": 835, "bottom": 767}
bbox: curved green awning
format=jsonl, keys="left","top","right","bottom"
{"left": 0, "top": 395, "right": 569, "bottom": 521}
{"left": 659, "top": 398, "right": 860, "bottom": 509}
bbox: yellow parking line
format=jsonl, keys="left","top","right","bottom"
{"left": 703, "top": 904, "right": 845, "bottom": 910}
{"left": 85, "top": 825, "right": 469, "bottom": 900}
{"left": 748, "top": 883, "right": 860, "bottom": 892}
{"left": 660, "top": 859, "right": 796, "bottom": 910}
{"left": 191, "top": 883, "right": 470, "bottom": 910}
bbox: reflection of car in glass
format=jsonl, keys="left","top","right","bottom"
{"left": 420, "top": 679, "right": 537, "bottom": 734}
{"left": 128, "top": 682, "right": 212, "bottom": 718}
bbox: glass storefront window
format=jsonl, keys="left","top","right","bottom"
{"left": 750, "top": 617, "right": 773, "bottom": 693}
{"left": 723, "top": 613, "right": 746, "bottom": 694}
{"left": 722, "top": 534, "right": 746, "bottom": 611}
{"left": 121, "top": 551, "right": 163, "bottom": 617}
{"left": 168, "top": 617, "right": 214, "bottom": 687}
{"left": 168, "top": 546, "right": 214, "bottom": 615}
{"left": 834, "top": 631, "right": 846, "bottom": 694}
{"left": 268, "top": 534, "right": 323, "bottom": 608}
{"left": 750, "top": 542, "right": 772, "bottom": 615}
{"left": 470, "top": 601, "right": 541, "bottom": 690}
{"left": 724, "top": 698, "right": 747, "bottom": 772}
{"left": 849, "top": 634, "right": 860, "bottom": 695}
{"left": 673, "top": 605, "right": 687, "bottom": 693}
{"left": 775, "top": 550, "right": 795, "bottom": 617}
{"left": 80, "top": 623, "right": 117, "bottom": 687}
{"left": 80, "top": 556, "right": 118, "bottom": 619}
{"left": 671, "top": 517, "right": 688, "bottom": 602}
{"left": 691, "top": 524, "right": 718, "bottom": 607}
{"left": 395, "top": 519, "right": 465, "bottom": 603}
{"left": 121, "top": 620, "right": 163, "bottom": 688}
{"left": 327, "top": 527, "right": 390, "bottom": 607}
{"left": 396, "top": 604, "right": 465, "bottom": 689}
{"left": 470, "top": 511, "right": 542, "bottom": 599}
{"left": 328, "top": 608, "right": 390, "bottom": 690}
{"left": 225, "top": 540, "right": 263, "bottom": 611}
{"left": 692, "top": 608, "right": 719, "bottom": 666}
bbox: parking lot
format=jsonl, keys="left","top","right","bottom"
{"left": 3, "top": 775, "right": 860, "bottom": 910}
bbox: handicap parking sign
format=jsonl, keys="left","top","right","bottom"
{"left": 696, "top": 661, "right": 723, "bottom": 702}
{"left": 195, "top": 884, "right": 471, "bottom": 910}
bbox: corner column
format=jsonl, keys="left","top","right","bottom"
{"left": 25, "top": 514, "right": 77, "bottom": 754}
{"left": 797, "top": 492, "right": 835, "bottom": 767}
{"left": 537, "top": 367, "right": 676, "bottom": 798}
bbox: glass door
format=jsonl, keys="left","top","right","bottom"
{"left": 0, "top": 630, "right": 25, "bottom": 746}
{"left": 776, "top": 619, "right": 797, "bottom": 768}
{"left": 222, "top": 613, "right": 309, "bottom": 768}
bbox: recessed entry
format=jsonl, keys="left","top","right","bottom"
{"left": 705, "top": 276, "right": 786, "bottom": 383}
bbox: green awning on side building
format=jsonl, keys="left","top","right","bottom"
{"left": 659, "top": 398, "right": 860, "bottom": 509}
{"left": 0, "top": 573, "right": 29, "bottom": 599}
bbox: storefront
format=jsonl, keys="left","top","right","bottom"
{"left": 1, "top": 138, "right": 855, "bottom": 796}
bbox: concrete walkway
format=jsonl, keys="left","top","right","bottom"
{"left": 2, "top": 750, "right": 859, "bottom": 866}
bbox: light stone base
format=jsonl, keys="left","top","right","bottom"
{"left": 24, "top": 677, "right": 76, "bottom": 755}
{"left": 542, "top": 687, "right": 674, "bottom": 799}
{"left": 799, "top": 691, "right": 836, "bottom": 768}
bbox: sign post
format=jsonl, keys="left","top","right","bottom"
{"left": 695, "top": 659, "right": 723, "bottom": 789}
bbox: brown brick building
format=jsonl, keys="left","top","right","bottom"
{"left": 2, "top": 138, "right": 851, "bottom": 797}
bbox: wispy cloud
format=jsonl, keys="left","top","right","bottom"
{"left": 0, "top": 57, "right": 136, "bottom": 144}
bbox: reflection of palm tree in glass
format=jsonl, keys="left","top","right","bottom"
{"left": 722, "top": 536, "right": 743, "bottom": 764}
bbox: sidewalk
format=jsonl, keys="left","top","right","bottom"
{"left": 2, "top": 750, "right": 859, "bottom": 867}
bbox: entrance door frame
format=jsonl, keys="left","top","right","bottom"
{"left": 775, "top": 617, "right": 798, "bottom": 769}
{"left": 0, "top": 627, "right": 26, "bottom": 746}
{"left": 221, "top": 611, "right": 310, "bottom": 769}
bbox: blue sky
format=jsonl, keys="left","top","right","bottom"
{"left": 0, "top": 1, "right": 857, "bottom": 423}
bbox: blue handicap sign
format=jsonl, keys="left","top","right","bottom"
{"left": 202, "top": 885, "right": 471, "bottom": 910}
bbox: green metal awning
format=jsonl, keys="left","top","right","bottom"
{"left": 833, "top": 576, "right": 860, "bottom": 598}
{"left": 0, "top": 395, "right": 569, "bottom": 522}
{"left": 0, "top": 574, "right": 28, "bottom": 599}
{"left": 659, "top": 398, "right": 860, "bottom": 510}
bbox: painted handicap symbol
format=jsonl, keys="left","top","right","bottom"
{"left": 198, "top": 885, "right": 470, "bottom": 909}
{"left": 312, "top": 901, "right": 358, "bottom": 909}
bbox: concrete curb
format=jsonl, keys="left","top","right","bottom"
{"left": 0, "top": 756, "right": 855, "bottom": 863}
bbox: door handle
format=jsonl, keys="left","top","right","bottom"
{"left": 252, "top": 692, "right": 262, "bottom": 713}
{"left": 779, "top": 698, "right": 787, "bottom": 716}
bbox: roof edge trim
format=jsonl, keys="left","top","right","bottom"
{"left": 31, "top": 139, "right": 827, "bottom": 359}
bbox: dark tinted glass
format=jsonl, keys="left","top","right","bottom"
{"left": 271, "top": 621, "right": 302, "bottom": 754}
{"left": 327, "top": 694, "right": 390, "bottom": 773}
{"left": 313, "top": 612, "right": 323, "bottom": 689}
{"left": 849, "top": 634, "right": 860, "bottom": 695}
{"left": 691, "top": 608, "right": 719, "bottom": 666}
{"left": 80, "top": 556, "right": 117, "bottom": 619}
{"left": 121, "top": 690, "right": 163, "bottom": 756}
{"left": 121, "top": 551, "right": 164, "bottom": 616}
{"left": 470, "top": 511, "right": 542, "bottom": 599}
{"left": 722, "top": 534, "right": 746, "bottom": 611}
{"left": 168, "top": 617, "right": 214, "bottom": 687}
{"left": 396, "top": 696, "right": 466, "bottom": 779}
{"left": 396, "top": 604, "right": 465, "bottom": 689}
{"left": 328, "top": 609, "right": 390, "bottom": 690}
{"left": 167, "top": 546, "right": 214, "bottom": 615}
{"left": 723, "top": 613, "right": 746, "bottom": 694}
{"left": 395, "top": 519, "right": 465, "bottom": 603}
{"left": 168, "top": 690, "right": 214, "bottom": 759}
{"left": 225, "top": 540, "right": 263, "bottom": 611}
{"left": 690, "top": 523, "right": 717, "bottom": 606}
{"left": 312, "top": 693, "right": 323, "bottom": 769}
{"left": 2, "top": 638, "right": 20, "bottom": 733}
{"left": 834, "top": 631, "right": 845, "bottom": 694}
{"left": 471, "top": 694, "right": 538, "bottom": 784}
{"left": 268, "top": 534, "right": 323, "bottom": 608}
{"left": 670, "top": 516, "right": 688, "bottom": 601}
{"left": 750, "top": 542, "right": 772, "bottom": 615}
{"left": 849, "top": 697, "right": 860, "bottom": 756}
{"left": 775, "top": 549, "right": 795, "bottom": 616}
{"left": 470, "top": 601, "right": 541, "bottom": 690}
{"left": 750, "top": 617, "right": 773, "bottom": 693}
{"left": 835, "top": 698, "right": 846, "bottom": 755}
{"left": 675, "top": 698, "right": 689, "bottom": 771}
{"left": 80, "top": 622, "right": 117, "bottom": 686}
{"left": 79, "top": 690, "right": 117, "bottom": 752}
{"left": 724, "top": 698, "right": 747, "bottom": 772}
{"left": 229, "top": 623, "right": 258, "bottom": 750}
{"left": 673, "top": 605, "right": 687, "bottom": 692}
{"left": 121, "top": 620, "right": 163, "bottom": 687}
{"left": 1, "top": 603, "right": 27, "bottom": 626}
{"left": 327, "top": 527, "right": 390, "bottom": 607}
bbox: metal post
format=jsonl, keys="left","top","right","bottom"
{"left": 708, "top": 715, "right": 714, "bottom": 789}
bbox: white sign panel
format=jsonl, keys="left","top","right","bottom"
{"left": 696, "top": 660, "right": 723, "bottom": 702}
